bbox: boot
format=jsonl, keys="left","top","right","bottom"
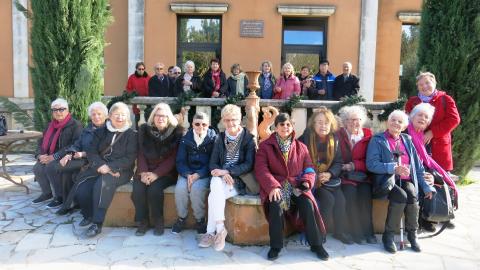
{"left": 153, "top": 217, "right": 164, "bottom": 236}
{"left": 405, "top": 203, "right": 421, "bottom": 252}
{"left": 382, "top": 201, "right": 405, "bottom": 254}
{"left": 135, "top": 220, "right": 149, "bottom": 236}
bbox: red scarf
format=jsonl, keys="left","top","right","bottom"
{"left": 212, "top": 70, "right": 221, "bottom": 96}
{"left": 41, "top": 114, "right": 72, "bottom": 155}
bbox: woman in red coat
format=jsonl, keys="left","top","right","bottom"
{"left": 405, "top": 72, "right": 460, "bottom": 172}
{"left": 336, "top": 105, "right": 376, "bottom": 244}
{"left": 126, "top": 62, "right": 151, "bottom": 128}
{"left": 255, "top": 113, "right": 328, "bottom": 261}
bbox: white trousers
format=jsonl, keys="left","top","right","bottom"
{"left": 206, "top": 176, "right": 238, "bottom": 234}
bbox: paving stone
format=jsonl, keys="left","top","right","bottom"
{"left": 2, "top": 218, "right": 35, "bottom": 231}
{"left": 70, "top": 251, "right": 110, "bottom": 266}
{"left": 5, "top": 249, "right": 30, "bottom": 266}
{"left": 110, "top": 259, "right": 148, "bottom": 270}
{"left": 33, "top": 223, "right": 58, "bottom": 234}
{"left": 15, "top": 233, "right": 51, "bottom": 251}
{"left": 3, "top": 210, "right": 21, "bottom": 220}
{"left": 0, "top": 244, "right": 15, "bottom": 261}
{"left": 50, "top": 224, "right": 79, "bottom": 247}
{"left": 108, "top": 246, "right": 157, "bottom": 263}
{"left": 443, "top": 256, "right": 479, "bottom": 270}
{"left": 96, "top": 236, "right": 126, "bottom": 253}
{"left": 28, "top": 245, "right": 90, "bottom": 263}
{"left": 123, "top": 231, "right": 181, "bottom": 247}
{"left": 0, "top": 230, "right": 30, "bottom": 246}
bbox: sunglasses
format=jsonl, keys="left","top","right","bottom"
{"left": 174, "top": 72, "right": 181, "bottom": 74}
{"left": 51, "top": 108, "right": 67, "bottom": 113}
{"left": 137, "top": 68, "right": 145, "bottom": 71}
{"left": 194, "top": 122, "right": 208, "bottom": 127}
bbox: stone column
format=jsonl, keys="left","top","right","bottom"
{"left": 128, "top": 0, "right": 144, "bottom": 74}
{"left": 291, "top": 108, "right": 307, "bottom": 138}
{"left": 358, "top": 0, "right": 379, "bottom": 102}
{"left": 12, "top": 0, "right": 29, "bottom": 98}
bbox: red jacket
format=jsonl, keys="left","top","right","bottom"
{"left": 405, "top": 90, "right": 460, "bottom": 171}
{"left": 273, "top": 75, "right": 301, "bottom": 99}
{"left": 255, "top": 133, "right": 326, "bottom": 233}
{"left": 125, "top": 73, "right": 150, "bottom": 114}
{"left": 336, "top": 127, "right": 372, "bottom": 186}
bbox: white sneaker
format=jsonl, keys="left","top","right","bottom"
{"left": 213, "top": 228, "right": 228, "bottom": 251}
{"left": 198, "top": 233, "right": 215, "bottom": 248}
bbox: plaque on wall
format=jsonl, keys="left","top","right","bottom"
{"left": 240, "top": 20, "right": 264, "bottom": 38}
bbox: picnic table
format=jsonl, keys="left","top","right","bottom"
{"left": 0, "top": 130, "right": 42, "bottom": 194}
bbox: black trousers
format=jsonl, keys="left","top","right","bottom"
{"left": 342, "top": 183, "right": 374, "bottom": 239}
{"left": 315, "top": 186, "right": 348, "bottom": 234}
{"left": 388, "top": 181, "right": 417, "bottom": 204}
{"left": 267, "top": 194, "right": 322, "bottom": 249}
{"left": 50, "top": 159, "right": 86, "bottom": 201}
{"left": 33, "top": 161, "right": 61, "bottom": 198}
{"left": 131, "top": 176, "right": 176, "bottom": 222}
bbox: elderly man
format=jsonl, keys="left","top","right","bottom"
{"left": 333, "top": 62, "right": 360, "bottom": 100}
{"left": 149, "top": 63, "right": 174, "bottom": 97}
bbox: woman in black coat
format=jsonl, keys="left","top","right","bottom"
{"left": 75, "top": 102, "right": 138, "bottom": 238}
{"left": 174, "top": 60, "right": 202, "bottom": 97}
{"left": 202, "top": 58, "right": 228, "bottom": 98}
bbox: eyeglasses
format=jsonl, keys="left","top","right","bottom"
{"left": 137, "top": 68, "right": 145, "bottom": 71}
{"left": 155, "top": 68, "right": 163, "bottom": 70}
{"left": 174, "top": 72, "right": 181, "bottom": 75}
{"left": 51, "top": 108, "right": 67, "bottom": 113}
{"left": 154, "top": 114, "right": 167, "bottom": 119}
{"left": 194, "top": 122, "right": 208, "bottom": 127}
{"left": 112, "top": 113, "right": 127, "bottom": 118}
{"left": 347, "top": 118, "right": 361, "bottom": 122}
{"left": 223, "top": 118, "right": 239, "bottom": 122}
{"left": 278, "top": 122, "right": 292, "bottom": 127}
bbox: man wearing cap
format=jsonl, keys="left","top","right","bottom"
{"left": 311, "top": 60, "right": 336, "bottom": 100}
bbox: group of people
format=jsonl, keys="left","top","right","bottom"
{"left": 31, "top": 71, "right": 460, "bottom": 261}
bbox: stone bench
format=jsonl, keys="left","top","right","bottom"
{"left": 104, "top": 182, "right": 389, "bottom": 245}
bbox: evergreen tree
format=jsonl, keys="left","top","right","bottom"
{"left": 417, "top": 0, "right": 480, "bottom": 178}
{"left": 17, "top": 0, "right": 112, "bottom": 130}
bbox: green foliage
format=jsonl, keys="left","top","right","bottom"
{"left": 377, "top": 97, "right": 407, "bottom": 122}
{"left": 19, "top": 0, "right": 112, "bottom": 130}
{"left": 330, "top": 95, "right": 366, "bottom": 115}
{"left": 400, "top": 26, "right": 420, "bottom": 97}
{"left": 281, "top": 94, "right": 304, "bottom": 114}
{"left": 106, "top": 91, "right": 138, "bottom": 111}
{"left": 225, "top": 94, "right": 245, "bottom": 105}
{"left": 0, "top": 97, "right": 34, "bottom": 130}
{"left": 417, "top": 0, "right": 480, "bottom": 177}
{"left": 171, "top": 91, "right": 198, "bottom": 114}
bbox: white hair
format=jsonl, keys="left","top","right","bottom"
{"left": 88, "top": 102, "right": 108, "bottom": 118}
{"left": 183, "top": 61, "right": 195, "bottom": 72}
{"left": 282, "top": 62, "right": 295, "bottom": 74}
{"left": 109, "top": 102, "right": 132, "bottom": 127}
{"left": 410, "top": 103, "right": 435, "bottom": 125}
{"left": 173, "top": 66, "right": 181, "bottom": 73}
{"left": 147, "top": 103, "right": 178, "bottom": 127}
{"left": 338, "top": 105, "right": 368, "bottom": 127}
{"left": 388, "top": 110, "right": 409, "bottom": 129}
{"left": 221, "top": 104, "right": 242, "bottom": 120}
{"left": 51, "top": 98, "right": 69, "bottom": 110}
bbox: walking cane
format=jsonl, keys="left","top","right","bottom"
{"left": 393, "top": 142, "right": 405, "bottom": 250}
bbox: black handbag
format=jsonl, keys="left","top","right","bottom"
{"left": 321, "top": 177, "right": 341, "bottom": 190}
{"left": 342, "top": 171, "right": 368, "bottom": 182}
{"left": 0, "top": 115, "right": 7, "bottom": 136}
{"left": 372, "top": 174, "right": 395, "bottom": 198}
{"left": 422, "top": 181, "right": 455, "bottom": 223}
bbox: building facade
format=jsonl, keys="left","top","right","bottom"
{"left": 0, "top": 0, "right": 422, "bottom": 102}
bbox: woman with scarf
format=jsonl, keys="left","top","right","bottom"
{"left": 299, "top": 107, "right": 353, "bottom": 245}
{"left": 366, "top": 110, "right": 435, "bottom": 253}
{"left": 255, "top": 113, "right": 329, "bottom": 261}
{"left": 126, "top": 62, "right": 151, "bottom": 128}
{"left": 55, "top": 102, "right": 109, "bottom": 215}
{"left": 131, "top": 103, "right": 184, "bottom": 236}
{"left": 273, "top": 62, "right": 301, "bottom": 100}
{"left": 198, "top": 104, "right": 255, "bottom": 251}
{"left": 226, "top": 63, "right": 249, "bottom": 97}
{"left": 174, "top": 60, "right": 202, "bottom": 97}
{"left": 32, "top": 98, "right": 83, "bottom": 207}
{"left": 75, "top": 102, "right": 137, "bottom": 238}
{"left": 257, "top": 60, "right": 276, "bottom": 99}
{"left": 202, "top": 58, "right": 228, "bottom": 98}
{"left": 297, "top": 66, "right": 315, "bottom": 97}
{"left": 336, "top": 105, "right": 377, "bottom": 244}
{"left": 407, "top": 103, "right": 458, "bottom": 232}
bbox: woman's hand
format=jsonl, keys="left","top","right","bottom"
{"left": 39, "top": 155, "right": 54, "bottom": 164}
{"left": 212, "top": 91, "right": 220, "bottom": 98}
{"left": 73, "top": 151, "right": 86, "bottom": 159}
{"left": 425, "top": 191, "right": 433, "bottom": 200}
{"left": 342, "top": 162, "right": 354, "bottom": 172}
{"left": 97, "top": 164, "right": 111, "bottom": 175}
{"left": 211, "top": 169, "right": 229, "bottom": 177}
{"left": 423, "top": 130, "right": 433, "bottom": 145}
{"left": 183, "top": 80, "right": 192, "bottom": 86}
{"left": 394, "top": 165, "right": 410, "bottom": 177}
{"left": 59, "top": 154, "right": 72, "bottom": 167}
{"left": 187, "top": 173, "right": 200, "bottom": 191}
{"left": 274, "top": 86, "right": 282, "bottom": 93}
{"left": 318, "top": 172, "right": 332, "bottom": 183}
{"left": 223, "top": 174, "right": 234, "bottom": 186}
{"left": 269, "top": 188, "right": 282, "bottom": 202}
{"left": 424, "top": 172, "right": 434, "bottom": 186}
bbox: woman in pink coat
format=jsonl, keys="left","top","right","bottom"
{"left": 255, "top": 113, "right": 328, "bottom": 261}
{"left": 273, "top": 63, "right": 301, "bottom": 99}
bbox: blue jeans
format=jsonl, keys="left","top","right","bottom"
{"left": 175, "top": 176, "right": 210, "bottom": 220}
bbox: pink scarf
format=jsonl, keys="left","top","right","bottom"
{"left": 407, "top": 123, "right": 458, "bottom": 199}
{"left": 41, "top": 114, "right": 72, "bottom": 155}
{"left": 212, "top": 70, "right": 221, "bottom": 96}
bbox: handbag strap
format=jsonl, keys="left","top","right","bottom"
{"left": 99, "top": 131, "right": 126, "bottom": 156}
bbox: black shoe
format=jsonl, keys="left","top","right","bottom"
{"left": 267, "top": 248, "right": 281, "bottom": 260}
{"left": 32, "top": 193, "right": 53, "bottom": 204}
{"left": 135, "top": 220, "right": 149, "bottom": 236}
{"left": 422, "top": 221, "right": 437, "bottom": 232}
{"left": 333, "top": 233, "right": 354, "bottom": 245}
{"left": 195, "top": 218, "right": 207, "bottom": 234}
{"left": 353, "top": 236, "right": 364, "bottom": 245}
{"left": 154, "top": 218, "right": 164, "bottom": 236}
{"left": 446, "top": 220, "right": 455, "bottom": 229}
{"left": 172, "top": 217, "right": 186, "bottom": 234}
{"left": 79, "top": 218, "right": 92, "bottom": 227}
{"left": 85, "top": 223, "right": 102, "bottom": 238}
{"left": 311, "top": 245, "right": 329, "bottom": 261}
{"left": 382, "top": 233, "right": 397, "bottom": 254}
{"left": 46, "top": 199, "right": 63, "bottom": 209}
{"left": 407, "top": 232, "right": 421, "bottom": 252}
{"left": 56, "top": 207, "right": 72, "bottom": 216}
{"left": 366, "top": 235, "right": 378, "bottom": 244}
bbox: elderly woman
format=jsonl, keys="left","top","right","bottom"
{"left": 255, "top": 113, "right": 329, "bottom": 261}
{"left": 131, "top": 103, "right": 184, "bottom": 236}
{"left": 405, "top": 72, "right": 460, "bottom": 173}
{"left": 273, "top": 62, "right": 301, "bottom": 99}
{"left": 258, "top": 60, "right": 276, "bottom": 99}
{"left": 32, "top": 98, "right": 83, "bottom": 207}
{"left": 202, "top": 58, "right": 228, "bottom": 98}
{"left": 407, "top": 103, "right": 458, "bottom": 232}
{"left": 75, "top": 102, "right": 137, "bottom": 238}
{"left": 172, "top": 112, "right": 217, "bottom": 234}
{"left": 55, "top": 102, "right": 108, "bottom": 215}
{"left": 174, "top": 60, "right": 202, "bottom": 97}
{"left": 299, "top": 107, "right": 353, "bottom": 245}
{"left": 226, "top": 63, "right": 249, "bottom": 97}
{"left": 336, "top": 105, "right": 377, "bottom": 244}
{"left": 198, "top": 104, "right": 255, "bottom": 251}
{"left": 366, "top": 110, "right": 435, "bottom": 253}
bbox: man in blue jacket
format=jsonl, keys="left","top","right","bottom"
{"left": 310, "top": 60, "right": 336, "bottom": 100}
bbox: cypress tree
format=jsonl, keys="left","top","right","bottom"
{"left": 18, "top": 0, "right": 112, "bottom": 130}
{"left": 417, "top": 0, "right": 480, "bottom": 178}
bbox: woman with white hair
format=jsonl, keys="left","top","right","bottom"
{"left": 336, "top": 105, "right": 376, "bottom": 244}
{"left": 131, "top": 103, "right": 184, "bottom": 236}
{"left": 75, "top": 102, "right": 138, "bottom": 238}
{"left": 273, "top": 62, "right": 301, "bottom": 99}
{"left": 56, "top": 102, "right": 109, "bottom": 215}
{"left": 366, "top": 110, "right": 435, "bottom": 253}
{"left": 174, "top": 60, "right": 202, "bottom": 96}
{"left": 32, "top": 98, "right": 83, "bottom": 207}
